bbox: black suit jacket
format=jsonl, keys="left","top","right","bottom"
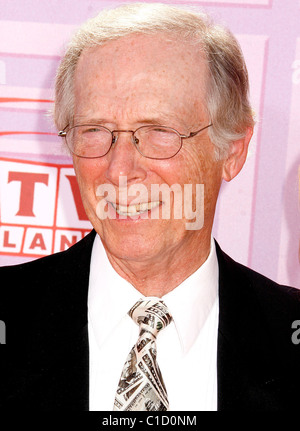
{"left": 0, "top": 229, "right": 299, "bottom": 410}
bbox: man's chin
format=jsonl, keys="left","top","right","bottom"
{"left": 99, "top": 235, "right": 166, "bottom": 264}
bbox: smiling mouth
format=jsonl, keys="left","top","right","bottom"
{"left": 110, "top": 201, "right": 161, "bottom": 216}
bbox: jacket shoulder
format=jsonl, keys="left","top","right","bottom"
{"left": 215, "top": 240, "right": 300, "bottom": 303}
{"left": 216, "top": 241, "right": 300, "bottom": 410}
{"left": 0, "top": 229, "right": 96, "bottom": 278}
{"left": 215, "top": 240, "right": 300, "bottom": 363}
{"left": 0, "top": 230, "right": 96, "bottom": 316}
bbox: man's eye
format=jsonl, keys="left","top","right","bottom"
{"left": 82, "top": 127, "right": 101, "bottom": 134}
{"left": 152, "top": 128, "right": 169, "bottom": 133}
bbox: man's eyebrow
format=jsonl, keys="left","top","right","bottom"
{"left": 136, "top": 112, "right": 189, "bottom": 127}
{"left": 72, "top": 113, "right": 191, "bottom": 130}
{"left": 140, "top": 116, "right": 194, "bottom": 133}
{"left": 137, "top": 117, "right": 170, "bottom": 126}
{"left": 73, "top": 116, "right": 110, "bottom": 125}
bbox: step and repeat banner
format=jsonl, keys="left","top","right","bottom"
{"left": 0, "top": 0, "right": 299, "bottom": 288}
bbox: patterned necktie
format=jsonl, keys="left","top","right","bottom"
{"left": 113, "top": 299, "right": 172, "bottom": 411}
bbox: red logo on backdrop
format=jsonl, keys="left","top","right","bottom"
{"left": 0, "top": 96, "right": 91, "bottom": 258}
{"left": 0, "top": 157, "right": 92, "bottom": 258}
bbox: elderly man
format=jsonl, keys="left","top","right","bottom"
{"left": 0, "top": 3, "right": 299, "bottom": 411}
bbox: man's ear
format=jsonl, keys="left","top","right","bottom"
{"left": 222, "top": 127, "right": 253, "bottom": 182}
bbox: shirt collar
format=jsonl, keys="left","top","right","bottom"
{"left": 163, "top": 236, "right": 219, "bottom": 354}
{"left": 88, "top": 234, "right": 141, "bottom": 348}
{"left": 88, "top": 234, "right": 218, "bottom": 355}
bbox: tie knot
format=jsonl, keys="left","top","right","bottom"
{"left": 129, "top": 299, "right": 172, "bottom": 337}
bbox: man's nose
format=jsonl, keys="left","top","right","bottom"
{"left": 104, "top": 131, "right": 147, "bottom": 186}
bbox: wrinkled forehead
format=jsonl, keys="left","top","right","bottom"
{"left": 75, "top": 33, "right": 208, "bottom": 98}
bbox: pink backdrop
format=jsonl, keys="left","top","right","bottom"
{"left": 0, "top": 0, "right": 299, "bottom": 288}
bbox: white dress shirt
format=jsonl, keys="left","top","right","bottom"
{"left": 88, "top": 234, "right": 219, "bottom": 411}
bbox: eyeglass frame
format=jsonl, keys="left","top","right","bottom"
{"left": 58, "top": 123, "right": 213, "bottom": 160}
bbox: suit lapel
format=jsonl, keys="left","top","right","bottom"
{"left": 215, "top": 242, "right": 289, "bottom": 411}
{"left": 216, "top": 244, "right": 252, "bottom": 410}
{"left": 36, "top": 229, "right": 97, "bottom": 410}
{"left": 4, "top": 230, "right": 96, "bottom": 410}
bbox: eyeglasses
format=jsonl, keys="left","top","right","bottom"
{"left": 58, "top": 123, "right": 212, "bottom": 160}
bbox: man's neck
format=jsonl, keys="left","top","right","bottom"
{"left": 102, "top": 233, "right": 212, "bottom": 297}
